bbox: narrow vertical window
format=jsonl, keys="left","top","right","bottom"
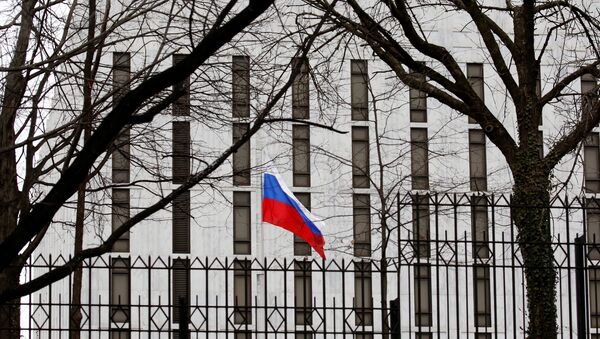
{"left": 293, "top": 125, "right": 310, "bottom": 187}
{"left": 351, "top": 60, "right": 368, "bottom": 121}
{"left": 294, "top": 261, "right": 313, "bottom": 326}
{"left": 411, "top": 128, "right": 429, "bottom": 190}
{"left": 415, "top": 334, "right": 433, "bottom": 339}
{"left": 110, "top": 257, "right": 130, "bottom": 324}
{"left": 111, "top": 189, "right": 130, "bottom": 252}
{"left": 292, "top": 57, "right": 309, "bottom": 119}
{"left": 412, "top": 194, "right": 430, "bottom": 258}
{"left": 467, "top": 63, "right": 484, "bottom": 124}
{"left": 113, "top": 52, "right": 130, "bottom": 105}
{"left": 172, "top": 258, "right": 190, "bottom": 324}
{"left": 233, "top": 123, "right": 251, "bottom": 186}
{"left": 591, "top": 268, "right": 600, "bottom": 328}
{"left": 172, "top": 54, "right": 190, "bottom": 116}
{"left": 110, "top": 329, "right": 130, "bottom": 339}
{"left": 235, "top": 331, "right": 251, "bottom": 339}
{"left": 414, "top": 264, "right": 432, "bottom": 327}
{"left": 409, "top": 71, "right": 427, "bottom": 123}
{"left": 473, "top": 265, "right": 492, "bottom": 327}
{"left": 172, "top": 191, "right": 190, "bottom": 254}
{"left": 354, "top": 262, "right": 373, "bottom": 326}
{"left": 587, "top": 199, "right": 600, "bottom": 260}
{"left": 353, "top": 194, "right": 371, "bottom": 257}
{"left": 172, "top": 121, "right": 190, "bottom": 184}
{"left": 294, "top": 193, "right": 311, "bottom": 256}
{"left": 232, "top": 56, "right": 250, "bottom": 118}
{"left": 295, "top": 332, "right": 313, "bottom": 339}
{"left": 233, "top": 192, "right": 251, "bottom": 255}
{"left": 582, "top": 73, "right": 598, "bottom": 119}
{"left": 471, "top": 196, "right": 489, "bottom": 259}
{"left": 112, "top": 53, "right": 131, "bottom": 184}
{"left": 584, "top": 133, "right": 600, "bottom": 193}
{"left": 352, "top": 126, "right": 370, "bottom": 188}
{"left": 469, "top": 129, "right": 487, "bottom": 191}
{"left": 234, "top": 259, "right": 252, "bottom": 324}
{"left": 112, "top": 129, "right": 130, "bottom": 184}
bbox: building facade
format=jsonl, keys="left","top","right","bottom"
{"left": 28, "top": 1, "right": 600, "bottom": 338}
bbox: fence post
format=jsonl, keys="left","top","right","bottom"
{"left": 390, "top": 298, "right": 399, "bottom": 339}
{"left": 575, "top": 235, "right": 586, "bottom": 339}
{"left": 178, "top": 296, "right": 189, "bottom": 339}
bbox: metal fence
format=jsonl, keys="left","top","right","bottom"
{"left": 14, "top": 193, "right": 600, "bottom": 338}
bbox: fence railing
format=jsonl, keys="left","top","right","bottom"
{"left": 13, "top": 193, "right": 600, "bottom": 338}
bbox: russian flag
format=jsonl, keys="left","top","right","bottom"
{"left": 262, "top": 172, "right": 326, "bottom": 259}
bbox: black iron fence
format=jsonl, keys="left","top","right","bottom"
{"left": 14, "top": 193, "right": 600, "bottom": 338}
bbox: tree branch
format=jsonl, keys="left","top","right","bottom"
{"left": 263, "top": 118, "right": 348, "bottom": 134}
{"left": 0, "top": 0, "right": 276, "bottom": 273}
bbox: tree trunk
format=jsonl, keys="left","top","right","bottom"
{"left": 0, "top": 268, "right": 22, "bottom": 339}
{"left": 70, "top": 2, "right": 96, "bottom": 336}
{"left": 69, "top": 189, "right": 85, "bottom": 339}
{"left": 0, "top": 1, "right": 37, "bottom": 336}
{"left": 512, "top": 165, "right": 557, "bottom": 338}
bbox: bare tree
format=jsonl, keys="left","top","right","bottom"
{"left": 306, "top": 0, "right": 600, "bottom": 337}
{"left": 0, "top": 0, "right": 306, "bottom": 336}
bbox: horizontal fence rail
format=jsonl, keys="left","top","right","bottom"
{"left": 12, "top": 193, "right": 600, "bottom": 338}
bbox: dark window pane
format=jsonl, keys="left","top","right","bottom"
{"left": 585, "top": 133, "right": 600, "bottom": 193}
{"left": 234, "top": 260, "right": 252, "bottom": 324}
{"left": 172, "top": 259, "right": 190, "bottom": 324}
{"left": 469, "top": 129, "right": 487, "bottom": 191}
{"left": 294, "top": 261, "right": 313, "bottom": 325}
{"left": 110, "top": 329, "right": 130, "bottom": 339}
{"left": 113, "top": 52, "right": 130, "bottom": 105}
{"left": 293, "top": 125, "right": 310, "bottom": 187}
{"left": 233, "top": 123, "right": 251, "bottom": 186}
{"left": 172, "top": 121, "right": 190, "bottom": 184}
{"left": 412, "top": 194, "right": 429, "bottom": 258}
{"left": 351, "top": 60, "right": 368, "bottom": 121}
{"left": 473, "top": 265, "right": 492, "bottom": 327}
{"left": 582, "top": 73, "right": 598, "bottom": 122}
{"left": 588, "top": 200, "right": 600, "bottom": 260}
{"left": 110, "top": 258, "right": 130, "bottom": 324}
{"left": 409, "top": 71, "right": 427, "bottom": 123}
{"left": 471, "top": 196, "right": 489, "bottom": 259}
{"left": 354, "top": 262, "right": 372, "bottom": 326}
{"left": 235, "top": 331, "right": 251, "bottom": 339}
{"left": 352, "top": 126, "right": 370, "bottom": 188}
{"left": 172, "top": 54, "right": 190, "bottom": 116}
{"left": 173, "top": 191, "right": 190, "bottom": 253}
{"left": 233, "top": 56, "right": 250, "bottom": 118}
{"left": 112, "top": 129, "right": 130, "bottom": 183}
{"left": 353, "top": 194, "right": 371, "bottom": 257}
{"left": 292, "top": 58, "right": 310, "bottom": 119}
{"left": 296, "top": 332, "right": 314, "bottom": 339}
{"left": 414, "top": 264, "right": 432, "bottom": 327}
{"left": 234, "top": 192, "right": 251, "bottom": 255}
{"left": 467, "top": 63, "right": 484, "bottom": 124}
{"left": 411, "top": 128, "right": 429, "bottom": 190}
{"left": 111, "top": 189, "right": 130, "bottom": 252}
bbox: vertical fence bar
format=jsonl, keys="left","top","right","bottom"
{"left": 390, "top": 298, "right": 399, "bottom": 339}
{"left": 575, "top": 235, "right": 586, "bottom": 339}
{"left": 178, "top": 296, "right": 189, "bottom": 339}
